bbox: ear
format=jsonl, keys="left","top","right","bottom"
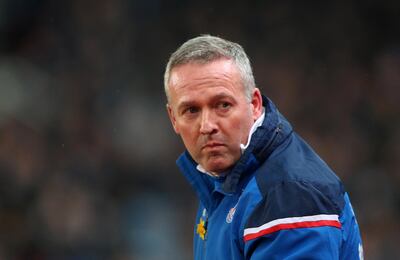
{"left": 251, "top": 88, "right": 263, "bottom": 121}
{"left": 166, "top": 104, "right": 180, "bottom": 134}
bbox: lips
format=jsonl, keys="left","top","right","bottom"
{"left": 202, "top": 142, "right": 225, "bottom": 150}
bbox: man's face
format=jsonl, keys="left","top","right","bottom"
{"left": 167, "top": 58, "right": 262, "bottom": 174}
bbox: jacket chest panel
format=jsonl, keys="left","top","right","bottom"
{"left": 194, "top": 195, "right": 241, "bottom": 259}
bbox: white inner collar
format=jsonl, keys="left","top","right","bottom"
{"left": 240, "top": 109, "right": 265, "bottom": 153}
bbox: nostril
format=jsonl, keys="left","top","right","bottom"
{"left": 200, "top": 121, "right": 216, "bottom": 134}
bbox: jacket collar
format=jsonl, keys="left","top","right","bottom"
{"left": 221, "top": 95, "right": 293, "bottom": 193}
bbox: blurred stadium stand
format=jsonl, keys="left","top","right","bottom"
{"left": 0, "top": 0, "right": 399, "bottom": 259}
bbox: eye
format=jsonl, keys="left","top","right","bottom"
{"left": 217, "top": 102, "right": 232, "bottom": 110}
{"left": 183, "top": 106, "right": 199, "bottom": 115}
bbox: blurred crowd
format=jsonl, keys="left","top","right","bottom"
{"left": 0, "top": 0, "right": 399, "bottom": 259}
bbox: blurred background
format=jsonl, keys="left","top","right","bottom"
{"left": 0, "top": 0, "right": 399, "bottom": 259}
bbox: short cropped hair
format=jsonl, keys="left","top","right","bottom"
{"left": 164, "top": 35, "right": 256, "bottom": 102}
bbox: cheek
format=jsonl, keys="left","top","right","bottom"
{"left": 231, "top": 113, "right": 253, "bottom": 142}
{"left": 179, "top": 126, "right": 199, "bottom": 147}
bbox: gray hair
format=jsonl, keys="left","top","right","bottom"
{"left": 164, "top": 35, "right": 256, "bottom": 102}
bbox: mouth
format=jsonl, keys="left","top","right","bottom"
{"left": 202, "top": 142, "right": 225, "bottom": 150}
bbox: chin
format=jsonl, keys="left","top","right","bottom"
{"left": 204, "top": 159, "right": 233, "bottom": 174}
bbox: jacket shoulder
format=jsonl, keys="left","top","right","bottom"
{"left": 244, "top": 133, "right": 345, "bottom": 235}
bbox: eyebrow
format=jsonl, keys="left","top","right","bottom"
{"left": 177, "top": 100, "right": 195, "bottom": 111}
{"left": 212, "top": 92, "right": 234, "bottom": 101}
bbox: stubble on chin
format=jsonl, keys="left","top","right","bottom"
{"left": 202, "top": 151, "right": 236, "bottom": 174}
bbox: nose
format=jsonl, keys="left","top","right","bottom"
{"left": 199, "top": 110, "right": 217, "bottom": 135}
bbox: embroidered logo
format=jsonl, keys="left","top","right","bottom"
{"left": 196, "top": 218, "right": 207, "bottom": 240}
{"left": 226, "top": 206, "right": 237, "bottom": 223}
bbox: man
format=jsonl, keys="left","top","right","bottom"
{"left": 164, "top": 35, "right": 363, "bottom": 259}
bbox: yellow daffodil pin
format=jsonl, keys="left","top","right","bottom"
{"left": 196, "top": 218, "right": 207, "bottom": 240}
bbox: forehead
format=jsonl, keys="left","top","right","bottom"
{"left": 170, "top": 58, "right": 239, "bottom": 84}
{"left": 168, "top": 59, "right": 244, "bottom": 103}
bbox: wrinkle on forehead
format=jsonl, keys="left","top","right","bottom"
{"left": 170, "top": 59, "right": 239, "bottom": 85}
{"left": 173, "top": 74, "right": 237, "bottom": 91}
{"left": 170, "top": 63, "right": 241, "bottom": 92}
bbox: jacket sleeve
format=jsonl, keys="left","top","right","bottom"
{"left": 244, "top": 226, "right": 341, "bottom": 259}
{"left": 243, "top": 180, "right": 345, "bottom": 259}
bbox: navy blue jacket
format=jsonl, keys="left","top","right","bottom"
{"left": 177, "top": 96, "right": 363, "bottom": 259}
